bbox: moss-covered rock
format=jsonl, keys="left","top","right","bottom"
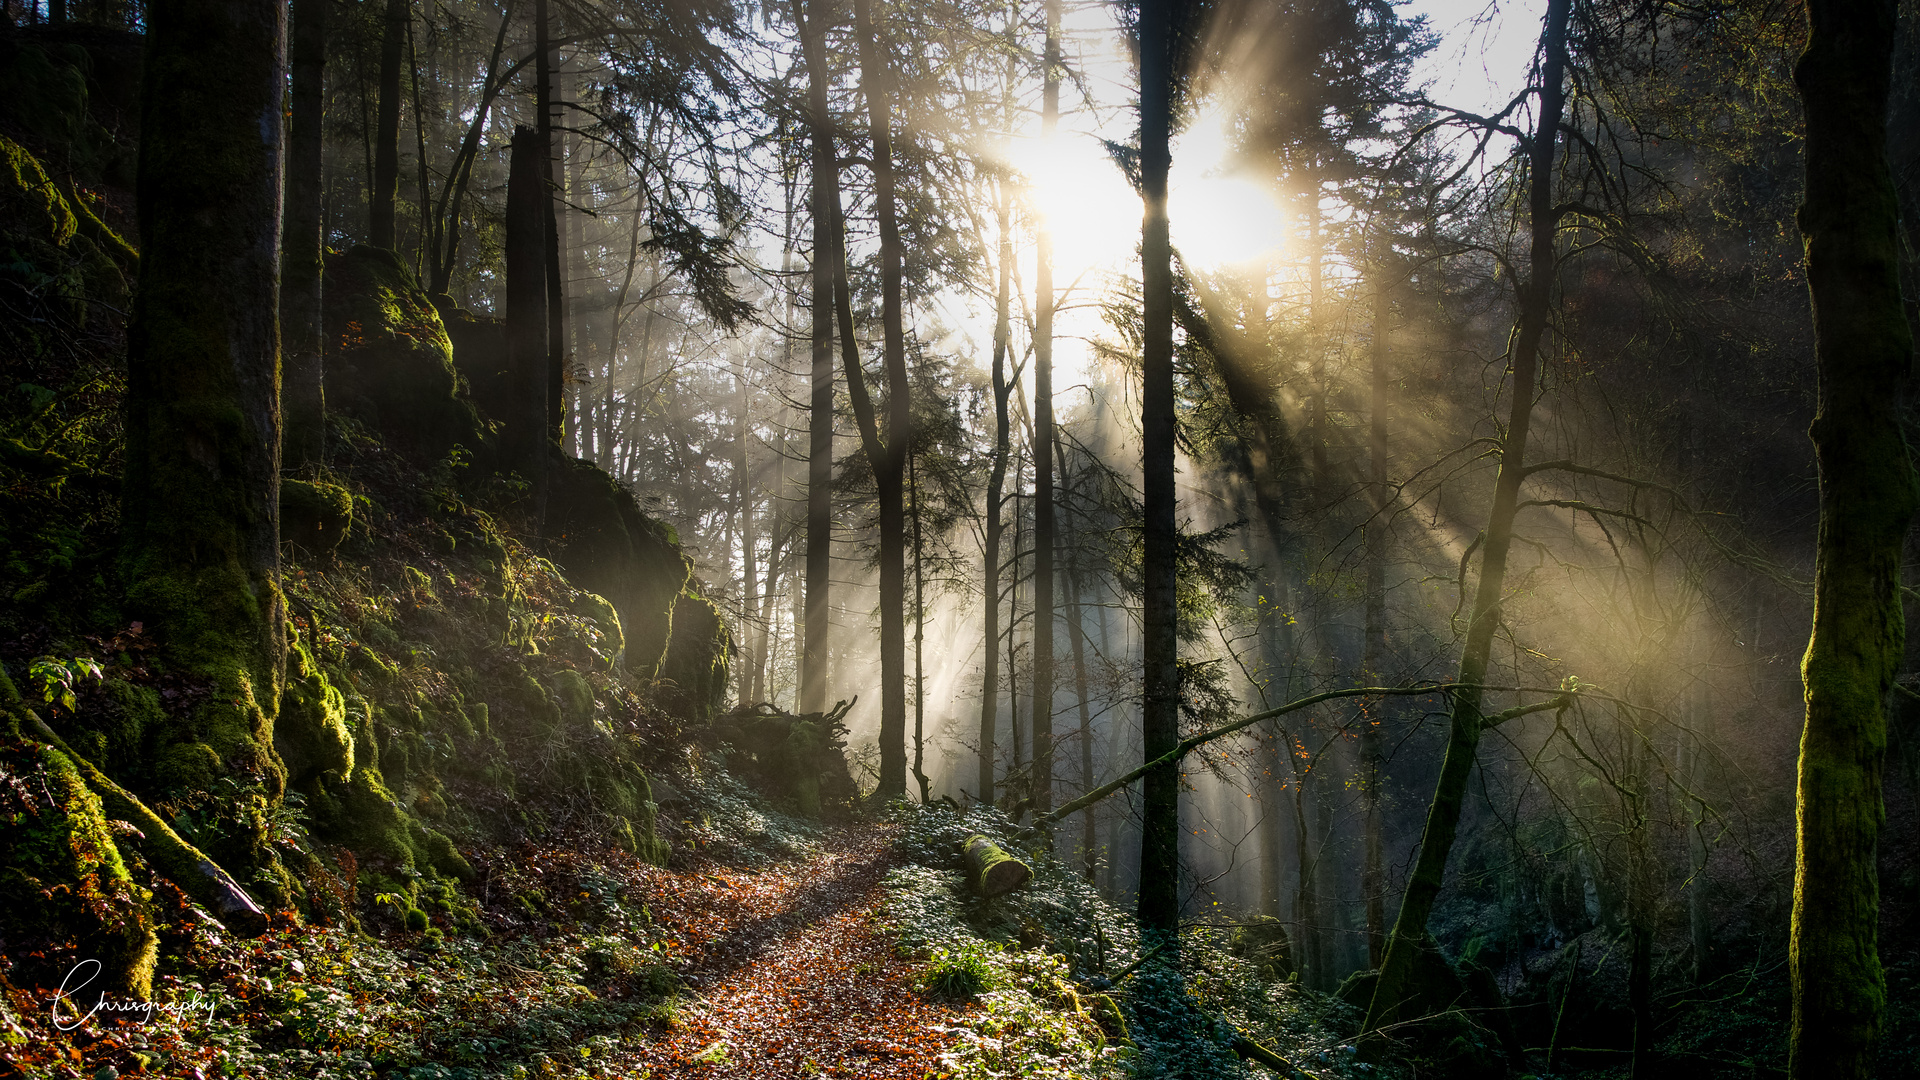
{"left": 658, "top": 590, "right": 731, "bottom": 721}
{"left": 0, "top": 737, "right": 157, "bottom": 999}
{"left": 546, "top": 454, "right": 691, "bottom": 679}
{"left": 277, "top": 636, "right": 353, "bottom": 786}
{"left": 324, "top": 246, "right": 490, "bottom": 462}
{"left": 280, "top": 478, "right": 354, "bottom": 555}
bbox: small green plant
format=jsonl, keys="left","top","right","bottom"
{"left": 27, "top": 655, "right": 101, "bottom": 713}
{"left": 691, "top": 1039, "right": 731, "bottom": 1065}
{"left": 922, "top": 941, "right": 997, "bottom": 1000}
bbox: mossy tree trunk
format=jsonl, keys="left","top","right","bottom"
{"left": 793, "top": 0, "right": 834, "bottom": 716}
{"left": 1789, "top": 0, "right": 1918, "bottom": 1075}
{"left": 122, "top": 0, "right": 289, "bottom": 875}
{"left": 505, "top": 125, "right": 550, "bottom": 524}
{"left": 282, "top": 0, "right": 326, "bottom": 468}
{"left": 1136, "top": 0, "right": 1181, "bottom": 944}
{"left": 1366, "top": 0, "right": 1570, "bottom": 1036}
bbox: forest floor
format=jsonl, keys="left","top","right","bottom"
{"left": 610, "top": 822, "right": 967, "bottom": 1078}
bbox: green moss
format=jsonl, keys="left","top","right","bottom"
{"left": 277, "top": 636, "right": 353, "bottom": 785}
{"left": 657, "top": 591, "right": 731, "bottom": 721}
{"left": 0, "top": 738, "right": 157, "bottom": 998}
{"left": 281, "top": 479, "right": 354, "bottom": 555}
{"left": 574, "top": 592, "right": 625, "bottom": 667}
{"left": 551, "top": 669, "right": 594, "bottom": 728}
{"left": 322, "top": 246, "right": 490, "bottom": 461}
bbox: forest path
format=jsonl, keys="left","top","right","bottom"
{"left": 611, "top": 823, "right": 965, "bottom": 1078}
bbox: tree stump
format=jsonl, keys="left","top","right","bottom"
{"left": 962, "top": 834, "right": 1031, "bottom": 897}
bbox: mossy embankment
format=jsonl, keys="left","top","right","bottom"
{"left": 0, "top": 31, "right": 765, "bottom": 1073}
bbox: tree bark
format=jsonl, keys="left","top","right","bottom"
{"left": 852, "top": 0, "right": 910, "bottom": 801}
{"left": 281, "top": 0, "right": 327, "bottom": 468}
{"left": 122, "top": 0, "right": 289, "bottom": 840}
{"left": 794, "top": 0, "right": 835, "bottom": 716}
{"left": 1789, "top": 0, "right": 1917, "bottom": 1075}
{"left": 1029, "top": 0, "right": 1060, "bottom": 819}
{"left": 978, "top": 175, "right": 1013, "bottom": 806}
{"left": 1366, "top": 0, "right": 1571, "bottom": 1036}
{"left": 1361, "top": 262, "right": 1392, "bottom": 968}
{"left": 1136, "top": 0, "right": 1180, "bottom": 944}
{"left": 369, "top": 0, "right": 407, "bottom": 250}
{"left": 536, "top": 0, "right": 567, "bottom": 448}
{"left": 505, "top": 125, "right": 550, "bottom": 524}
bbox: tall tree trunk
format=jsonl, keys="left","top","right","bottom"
{"left": 370, "top": 0, "right": 406, "bottom": 249}
{"left": 1790, "top": 0, "right": 1917, "bottom": 1075}
{"left": 282, "top": 0, "right": 327, "bottom": 468}
{"left": 407, "top": 9, "right": 430, "bottom": 275}
{"left": 852, "top": 0, "right": 910, "bottom": 800}
{"left": 979, "top": 174, "right": 1013, "bottom": 805}
{"left": 794, "top": 0, "right": 835, "bottom": 715}
{"left": 564, "top": 100, "right": 591, "bottom": 457}
{"left": 1361, "top": 261, "right": 1391, "bottom": 968}
{"left": 1293, "top": 763, "right": 1318, "bottom": 985}
{"left": 1366, "top": 0, "right": 1571, "bottom": 1035}
{"left": 536, "top": 0, "right": 567, "bottom": 448}
{"left": 1029, "top": 0, "right": 1060, "bottom": 819}
{"left": 1136, "top": 0, "right": 1180, "bottom": 944}
{"left": 122, "top": 0, "right": 289, "bottom": 868}
{"left": 505, "top": 126, "right": 550, "bottom": 525}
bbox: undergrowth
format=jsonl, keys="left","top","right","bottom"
{"left": 882, "top": 802, "right": 1385, "bottom": 1080}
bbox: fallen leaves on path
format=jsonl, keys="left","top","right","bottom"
{"left": 616, "top": 823, "right": 968, "bottom": 1079}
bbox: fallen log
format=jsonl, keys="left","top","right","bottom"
{"left": 962, "top": 834, "right": 1032, "bottom": 897}
{"left": 14, "top": 702, "right": 270, "bottom": 936}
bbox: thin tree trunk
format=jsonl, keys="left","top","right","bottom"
{"left": 851, "top": 0, "right": 910, "bottom": 800}
{"left": 912, "top": 451, "right": 931, "bottom": 801}
{"left": 1361, "top": 262, "right": 1392, "bottom": 968}
{"left": 429, "top": 3, "right": 520, "bottom": 295}
{"left": 1136, "top": 0, "right": 1180, "bottom": 944}
{"left": 736, "top": 358, "right": 757, "bottom": 707}
{"left": 370, "top": 0, "right": 406, "bottom": 250}
{"left": 1029, "top": 0, "right": 1060, "bottom": 819}
{"left": 794, "top": 0, "right": 835, "bottom": 715}
{"left": 1789, "top": 0, "right": 1917, "bottom": 1074}
{"left": 505, "top": 126, "right": 550, "bottom": 525}
{"left": 282, "top": 0, "right": 327, "bottom": 467}
{"left": 122, "top": 0, "right": 289, "bottom": 838}
{"left": 979, "top": 174, "right": 1013, "bottom": 805}
{"left": 1367, "top": 0, "right": 1571, "bottom": 1035}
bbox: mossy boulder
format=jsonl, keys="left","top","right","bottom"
{"left": 276, "top": 638, "right": 353, "bottom": 785}
{"left": 0, "top": 737, "right": 157, "bottom": 999}
{"left": 574, "top": 592, "right": 625, "bottom": 668}
{"left": 280, "top": 479, "right": 354, "bottom": 556}
{"left": 551, "top": 669, "right": 595, "bottom": 729}
{"left": 657, "top": 590, "right": 731, "bottom": 721}
{"left": 546, "top": 454, "right": 693, "bottom": 679}
{"left": 0, "top": 133, "right": 130, "bottom": 326}
{"left": 323, "top": 246, "right": 490, "bottom": 462}
{"left": 436, "top": 300, "right": 517, "bottom": 428}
